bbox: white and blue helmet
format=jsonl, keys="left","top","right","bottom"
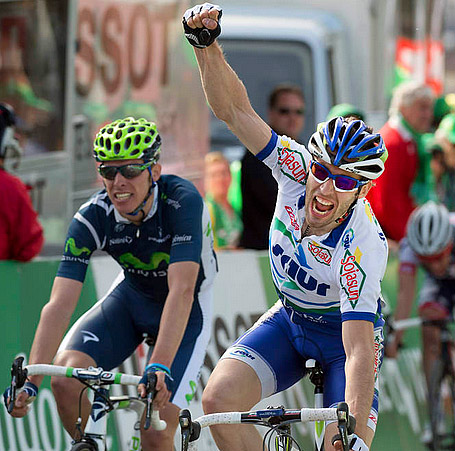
{"left": 308, "top": 116, "right": 388, "bottom": 180}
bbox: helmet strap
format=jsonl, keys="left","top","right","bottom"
{"left": 334, "top": 189, "right": 360, "bottom": 224}
{"left": 127, "top": 166, "right": 155, "bottom": 218}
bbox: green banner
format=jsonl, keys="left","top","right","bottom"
{"left": 0, "top": 259, "right": 120, "bottom": 450}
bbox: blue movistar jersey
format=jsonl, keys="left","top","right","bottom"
{"left": 57, "top": 174, "right": 217, "bottom": 300}
{"left": 257, "top": 131, "right": 388, "bottom": 325}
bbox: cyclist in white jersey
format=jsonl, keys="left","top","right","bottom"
{"left": 182, "top": 4, "right": 389, "bottom": 451}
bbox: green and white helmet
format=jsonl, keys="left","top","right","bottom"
{"left": 93, "top": 117, "right": 161, "bottom": 163}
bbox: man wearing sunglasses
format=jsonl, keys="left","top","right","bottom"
{"left": 5, "top": 117, "right": 217, "bottom": 450}
{"left": 239, "top": 83, "right": 305, "bottom": 250}
{"left": 183, "top": 4, "right": 388, "bottom": 451}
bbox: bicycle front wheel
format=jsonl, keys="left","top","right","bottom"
{"left": 428, "top": 358, "right": 455, "bottom": 450}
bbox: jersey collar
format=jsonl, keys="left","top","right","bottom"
{"left": 113, "top": 183, "right": 159, "bottom": 224}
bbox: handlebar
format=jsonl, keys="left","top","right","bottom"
{"left": 179, "top": 402, "right": 356, "bottom": 451}
{"left": 7, "top": 357, "right": 166, "bottom": 431}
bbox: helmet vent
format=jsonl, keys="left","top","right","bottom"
{"left": 116, "top": 130, "right": 122, "bottom": 139}
{"left": 118, "top": 122, "right": 126, "bottom": 128}
{"left": 114, "top": 142, "right": 120, "bottom": 154}
{"left": 130, "top": 149, "right": 140, "bottom": 156}
{"left": 134, "top": 135, "right": 141, "bottom": 145}
{"left": 107, "top": 127, "right": 114, "bottom": 134}
{"left": 106, "top": 138, "right": 112, "bottom": 150}
{"left": 128, "top": 127, "right": 135, "bottom": 133}
{"left": 124, "top": 137, "right": 131, "bottom": 150}
{"left": 139, "top": 126, "right": 146, "bottom": 132}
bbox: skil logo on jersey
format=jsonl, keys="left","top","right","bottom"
{"left": 308, "top": 241, "right": 332, "bottom": 266}
{"left": 230, "top": 346, "right": 256, "bottom": 361}
{"left": 278, "top": 142, "right": 307, "bottom": 184}
{"left": 342, "top": 228, "right": 355, "bottom": 250}
{"left": 339, "top": 250, "right": 366, "bottom": 308}
{"left": 285, "top": 206, "right": 300, "bottom": 230}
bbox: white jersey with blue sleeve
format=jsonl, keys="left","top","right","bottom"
{"left": 256, "top": 131, "right": 388, "bottom": 325}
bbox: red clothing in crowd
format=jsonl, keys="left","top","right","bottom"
{"left": 0, "top": 168, "right": 44, "bottom": 261}
{"left": 368, "top": 117, "right": 418, "bottom": 242}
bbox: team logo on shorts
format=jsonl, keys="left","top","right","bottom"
{"left": 308, "top": 241, "right": 332, "bottom": 265}
{"left": 339, "top": 250, "right": 365, "bottom": 308}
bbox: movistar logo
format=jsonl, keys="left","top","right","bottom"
{"left": 205, "top": 220, "right": 212, "bottom": 237}
{"left": 119, "top": 252, "right": 170, "bottom": 270}
{"left": 65, "top": 238, "right": 91, "bottom": 256}
{"left": 185, "top": 380, "right": 197, "bottom": 405}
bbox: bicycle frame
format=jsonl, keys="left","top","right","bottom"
{"left": 79, "top": 385, "right": 146, "bottom": 450}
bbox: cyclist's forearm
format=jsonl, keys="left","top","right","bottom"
{"left": 194, "top": 44, "right": 270, "bottom": 155}
{"left": 27, "top": 303, "right": 73, "bottom": 385}
{"left": 150, "top": 289, "right": 194, "bottom": 368}
{"left": 344, "top": 350, "right": 375, "bottom": 441}
{"left": 342, "top": 321, "right": 375, "bottom": 442}
{"left": 195, "top": 43, "right": 249, "bottom": 124}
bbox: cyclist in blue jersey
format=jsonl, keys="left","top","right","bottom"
{"left": 182, "top": 4, "right": 388, "bottom": 451}
{"left": 4, "top": 117, "right": 217, "bottom": 451}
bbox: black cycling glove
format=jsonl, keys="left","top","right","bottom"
{"left": 182, "top": 3, "right": 222, "bottom": 49}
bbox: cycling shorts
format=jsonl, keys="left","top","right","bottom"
{"left": 221, "top": 301, "right": 384, "bottom": 432}
{"left": 58, "top": 274, "right": 213, "bottom": 408}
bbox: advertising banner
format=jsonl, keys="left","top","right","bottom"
{"left": 1, "top": 252, "right": 428, "bottom": 450}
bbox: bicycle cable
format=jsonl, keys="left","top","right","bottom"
{"left": 262, "top": 419, "right": 302, "bottom": 451}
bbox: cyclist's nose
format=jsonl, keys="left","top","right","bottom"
{"left": 112, "top": 171, "right": 127, "bottom": 184}
{"left": 319, "top": 178, "right": 334, "bottom": 194}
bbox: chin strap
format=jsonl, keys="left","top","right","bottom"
{"left": 334, "top": 190, "right": 360, "bottom": 224}
{"left": 127, "top": 167, "right": 155, "bottom": 218}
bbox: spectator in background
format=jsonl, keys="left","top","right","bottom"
{"left": 432, "top": 95, "right": 452, "bottom": 130}
{"left": 430, "top": 113, "right": 455, "bottom": 211}
{"left": 205, "top": 151, "right": 242, "bottom": 249}
{"left": 368, "top": 81, "right": 436, "bottom": 245}
{"left": 0, "top": 103, "right": 43, "bottom": 261}
{"left": 326, "top": 103, "right": 365, "bottom": 121}
{"left": 239, "top": 83, "right": 305, "bottom": 250}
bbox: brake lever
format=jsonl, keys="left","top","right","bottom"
{"left": 336, "top": 402, "right": 356, "bottom": 451}
{"left": 144, "top": 372, "right": 157, "bottom": 430}
{"left": 8, "top": 356, "right": 28, "bottom": 413}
